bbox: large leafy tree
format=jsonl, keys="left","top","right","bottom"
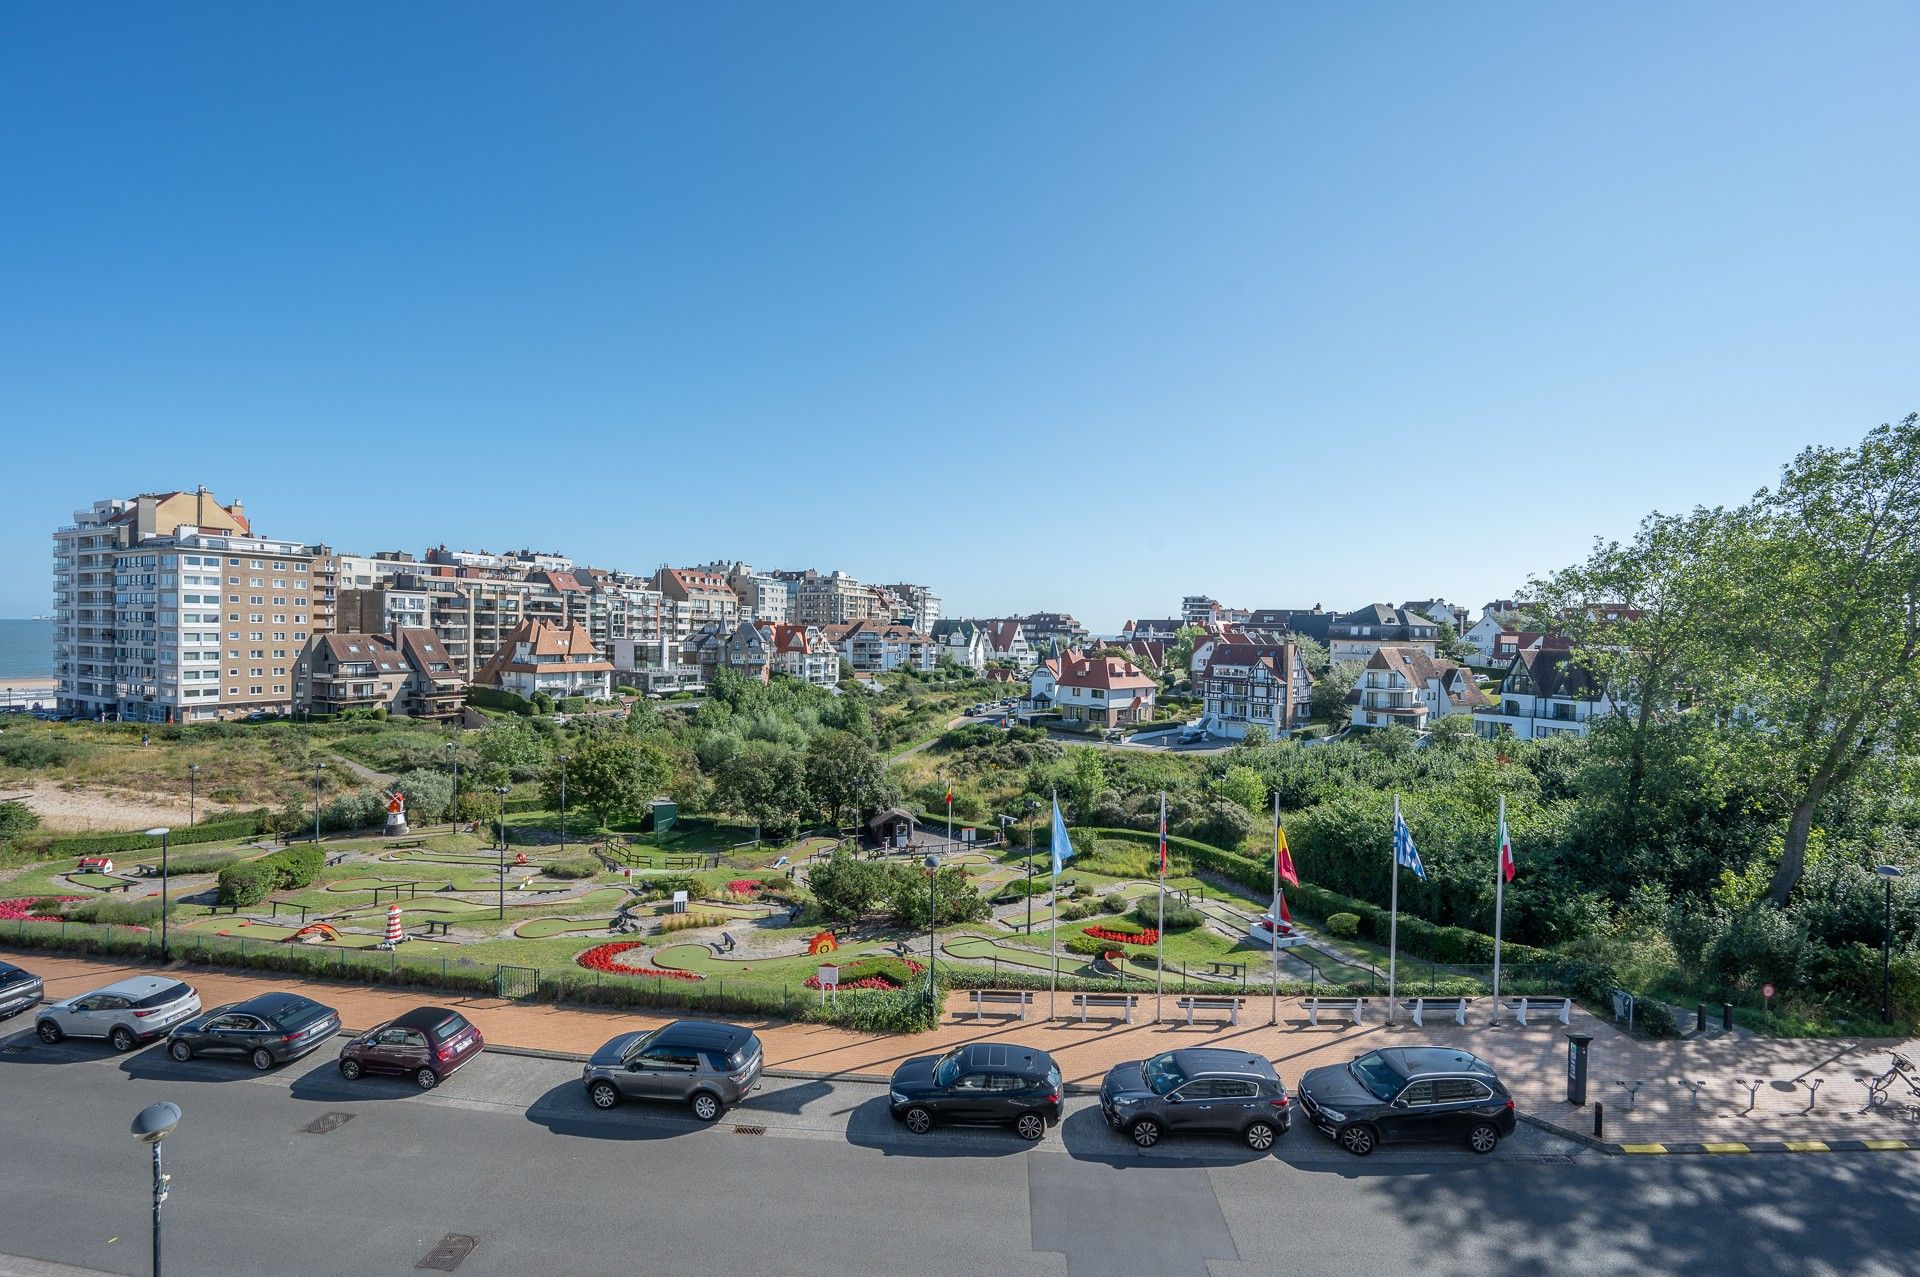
{"left": 804, "top": 730, "right": 892, "bottom": 825}
{"left": 543, "top": 737, "right": 670, "bottom": 830}
{"left": 712, "top": 739, "right": 809, "bottom": 838}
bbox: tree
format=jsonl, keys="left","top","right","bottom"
{"left": 0, "top": 800, "right": 40, "bottom": 845}
{"left": 1165, "top": 626, "right": 1206, "bottom": 689}
{"left": 546, "top": 737, "right": 669, "bottom": 830}
{"left": 1291, "top": 634, "right": 1331, "bottom": 677}
{"left": 805, "top": 730, "right": 891, "bottom": 824}
{"left": 1216, "top": 764, "right": 1267, "bottom": 815}
{"left": 807, "top": 854, "right": 891, "bottom": 920}
{"left": 885, "top": 863, "right": 991, "bottom": 928}
{"left": 712, "top": 739, "right": 809, "bottom": 838}
{"left": 1310, "top": 660, "right": 1363, "bottom": 723}
{"left": 472, "top": 719, "right": 550, "bottom": 783}
{"left": 1065, "top": 747, "right": 1106, "bottom": 821}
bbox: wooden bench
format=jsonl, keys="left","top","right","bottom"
{"left": 1303, "top": 997, "right": 1366, "bottom": 1026}
{"left": 325, "top": 853, "right": 351, "bottom": 867}
{"left": 421, "top": 919, "right": 454, "bottom": 937}
{"left": 968, "top": 990, "right": 1033, "bottom": 1021}
{"left": 385, "top": 839, "right": 425, "bottom": 849}
{"left": 1070, "top": 993, "right": 1137, "bottom": 1025}
{"left": 1503, "top": 996, "right": 1572, "bottom": 1026}
{"left": 1403, "top": 996, "right": 1472, "bottom": 1027}
{"left": 1175, "top": 995, "right": 1243, "bottom": 1026}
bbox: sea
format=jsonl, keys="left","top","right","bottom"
{"left": 0, "top": 618, "right": 54, "bottom": 679}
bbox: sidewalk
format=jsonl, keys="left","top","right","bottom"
{"left": 8, "top": 947, "right": 1918, "bottom": 1154}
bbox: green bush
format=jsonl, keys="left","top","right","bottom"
{"left": 1098, "top": 893, "right": 1128, "bottom": 914}
{"left": 216, "top": 861, "right": 276, "bottom": 907}
{"left": 544, "top": 856, "right": 600, "bottom": 880}
{"left": 0, "top": 732, "right": 87, "bottom": 769}
{"left": 62, "top": 896, "right": 165, "bottom": 926}
{"left": 1136, "top": 902, "right": 1203, "bottom": 932}
{"left": 467, "top": 687, "right": 535, "bottom": 716}
{"left": 162, "top": 850, "right": 241, "bottom": 876}
{"left": 1326, "top": 912, "right": 1360, "bottom": 938}
{"left": 557, "top": 697, "right": 587, "bottom": 715}
{"left": 1059, "top": 900, "right": 1099, "bottom": 921}
{"left": 264, "top": 846, "right": 324, "bottom": 890}
{"left": 42, "top": 811, "right": 268, "bottom": 859}
{"left": 1066, "top": 932, "right": 1119, "bottom": 956}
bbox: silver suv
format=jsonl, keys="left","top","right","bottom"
{"left": 582, "top": 1020, "right": 764, "bottom": 1121}
{"left": 36, "top": 976, "right": 201, "bottom": 1053}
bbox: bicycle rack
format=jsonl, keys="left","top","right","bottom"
{"left": 1679, "top": 1078, "right": 1707, "bottom": 1108}
{"left": 1801, "top": 1077, "right": 1824, "bottom": 1112}
{"left": 1733, "top": 1077, "right": 1761, "bottom": 1113}
{"left": 1615, "top": 1080, "right": 1644, "bottom": 1110}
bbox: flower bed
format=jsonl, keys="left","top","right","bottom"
{"left": 0, "top": 896, "right": 83, "bottom": 921}
{"left": 804, "top": 956, "right": 925, "bottom": 990}
{"left": 724, "top": 879, "right": 764, "bottom": 896}
{"left": 576, "top": 941, "right": 703, "bottom": 981}
{"left": 1084, "top": 924, "right": 1158, "bottom": 946}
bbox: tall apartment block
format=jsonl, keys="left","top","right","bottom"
{"left": 53, "top": 489, "right": 328, "bottom": 723}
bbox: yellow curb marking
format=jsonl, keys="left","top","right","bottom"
{"left": 1862, "top": 1140, "right": 1910, "bottom": 1151}
{"left": 1701, "top": 1142, "right": 1750, "bottom": 1154}
{"left": 1619, "top": 1143, "right": 1667, "bottom": 1154}
{"left": 1783, "top": 1141, "right": 1830, "bottom": 1152}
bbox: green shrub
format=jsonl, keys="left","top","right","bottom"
{"left": 216, "top": 861, "right": 276, "bottom": 907}
{"left": 1098, "top": 893, "right": 1128, "bottom": 914}
{"left": 1066, "top": 932, "right": 1117, "bottom": 956}
{"left": 0, "top": 732, "right": 87, "bottom": 769}
{"left": 1059, "top": 900, "right": 1099, "bottom": 921}
{"left": 544, "top": 856, "right": 600, "bottom": 880}
{"left": 41, "top": 811, "right": 267, "bottom": 859}
{"left": 263, "top": 846, "right": 324, "bottom": 890}
{"left": 63, "top": 896, "right": 166, "bottom": 926}
{"left": 659, "top": 911, "right": 727, "bottom": 933}
{"left": 1136, "top": 902, "right": 1203, "bottom": 932}
{"left": 1326, "top": 912, "right": 1360, "bottom": 939}
{"left": 165, "top": 850, "right": 241, "bottom": 876}
{"left": 558, "top": 697, "right": 587, "bottom": 714}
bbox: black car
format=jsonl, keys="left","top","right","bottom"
{"left": 166, "top": 993, "right": 341, "bottom": 1071}
{"left": 889, "top": 1042, "right": 1062, "bottom": 1141}
{"left": 0, "top": 961, "right": 43, "bottom": 1020}
{"left": 1099, "top": 1048, "right": 1291, "bottom": 1151}
{"left": 1296, "top": 1046, "right": 1517, "bottom": 1156}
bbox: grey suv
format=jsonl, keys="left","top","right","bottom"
{"left": 582, "top": 1020, "right": 764, "bottom": 1121}
{"left": 1099, "top": 1048, "right": 1292, "bottom": 1151}
{"left": 0, "top": 961, "right": 43, "bottom": 1021}
{"left": 35, "top": 976, "right": 201, "bottom": 1052}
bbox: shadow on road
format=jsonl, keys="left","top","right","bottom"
{"left": 841, "top": 1093, "right": 1032, "bottom": 1159}
{"left": 1054, "top": 1104, "right": 1273, "bottom": 1169}
{"left": 522, "top": 1079, "right": 715, "bottom": 1142}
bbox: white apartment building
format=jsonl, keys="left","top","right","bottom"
{"left": 1348, "top": 645, "right": 1489, "bottom": 732}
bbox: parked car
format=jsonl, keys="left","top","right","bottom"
{"left": 35, "top": 976, "right": 201, "bottom": 1052}
{"left": 337, "top": 1006, "right": 483, "bottom": 1089}
{"left": 889, "top": 1041, "right": 1062, "bottom": 1141}
{"left": 582, "top": 1020, "right": 764, "bottom": 1120}
{"left": 1296, "top": 1046, "right": 1516, "bottom": 1156}
{"left": 1099, "top": 1048, "right": 1291, "bottom": 1150}
{"left": 0, "top": 960, "right": 44, "bottom": 1020}
{"left": 166, "top": 992, "right": 340, "bottom": 1071}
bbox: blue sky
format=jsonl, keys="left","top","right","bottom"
{"left": 2, "top": 3, "right": 1915, "bottom": 632}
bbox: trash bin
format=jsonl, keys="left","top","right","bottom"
{"left": 1565, "top": 1032, "right": 1593, "bottom": 1106}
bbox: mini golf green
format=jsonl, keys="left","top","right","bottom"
{"left": 515, "top": 917, "right": 614, "bottom": 939}
{"left": 944, "top": 935, "right": 1059, "bottom": 971}
{"left": 68, "top": 872, "right": 129, "bottom": 890}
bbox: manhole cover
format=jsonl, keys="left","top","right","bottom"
{"left": 416, "top": 1235, "right": 476, "bottom": 1271}
{"left": 732, "top": 1124, "right": 767, "bottom": 1135}
{"left": 1, "top": 1044, "right": 30, "bottom": 1055}
{"left": 302, "top": 1112, "right": 354, "bottom": 1135}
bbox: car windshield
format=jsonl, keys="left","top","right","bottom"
{"left": 1143, "top": 1053, "right": 1186, "bottom": 1095}
{"left": 934, "top": 1050, "right": 964, "bottom": 1088}
{"left": 1348, "top": 1052, "right": 1404, "bottom": 1101}
{"left": 265, "top": 1001, "right": 315, "bottom": 1030}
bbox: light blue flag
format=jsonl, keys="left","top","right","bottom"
{"left": 1393, "top": 805, "right": 1428, "bottom": 882}
{"left": 1050, "top": 797, "right": 1074, "bottom": 878}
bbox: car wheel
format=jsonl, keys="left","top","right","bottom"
{"left": 1244, "top": 1120, "right": 1278, "bottom": 1152}
{"left": 901, "top": 1105, "right": 933, "bottom": 1134}
{"left": 1338, "top": 1124, "right": 1378, "bottom": 1157}
{"left": 109, "top": 1026, "right": 136, "bottom": 1053}
{"left": 1129, "top": 1117, "right": 1164, "bottom": 1149}
{"left": 339, "top": 1059, "right": 363, "bottom": 1081}
{"left": 689, "top": 1091, "right": 722, "bottom": 1122}
{"left": 1468, "top": 1122, "right": 1502, "bottom": 1155}
{"left": 168, "top": 1040, "right": 193, "bottom": 1063}
{"left": 1015, "top": 1113, "right": 1047, "bottom": 1142}
{"left": 415, "top": 1067, "right": 440, "bottom": 1090}
{"left": 250, "top": 1048, "right": 276, "bottom": 1072}
{"left": 589, "top": 1081, "right": 621, "bottom": 1110}
{"left": 35, "top": 1020, "right": 62, "bottom": 1044}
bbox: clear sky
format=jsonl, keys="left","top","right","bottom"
{"left": 2, "top": 3, "right": 1915, "bottom": 632}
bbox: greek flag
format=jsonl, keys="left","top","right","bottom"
{"left": 1050, "top": 796, "right": 1074, "bottom": 878}
{"left": 1393, "top": 803, "right": 1427, "bottom": 881}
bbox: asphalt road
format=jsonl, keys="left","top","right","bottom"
{"left": 0, "top": 1025, "right": 1915, "bottom": 1277}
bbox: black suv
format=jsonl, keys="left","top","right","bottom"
{"left": 889, "top": 1042, "right": 1063, "bottom": 1141}
{"left": 1296, "top": 1046, "right": 1516, "bottom": 1156}
{"left": 166, "top": 992, "right": 341, "bottom": 1071}
{"left": 1099, "top": 1048, "right": 1291, "bottom": 1151}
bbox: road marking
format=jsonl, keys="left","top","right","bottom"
{"left": 1861, "top": 1139, "right": 1911, "bottom": 1151}
{"left": 1618, "top": 1143, "right": 1666, "bottom": 1154}
{"left": 1700, "top": 1142, "right": 1750, "bottom": 1154}
{"left": 1783, "top": 1140, "right": 1830, "bottom": 1153}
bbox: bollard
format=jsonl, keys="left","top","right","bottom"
{"left": 1565, "top": 1032, "right": 1593, "bottom": 1106}
{"left": 1721, "top": 1001, "right": 1734, "bottom": 1032}
{"left": 1594, "top": 1102, "right": 1604, "bottom": 1140}
{"left": 1697, "top": 1004, "right": 1708, "bottom": 1032}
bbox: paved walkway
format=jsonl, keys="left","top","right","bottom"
{"left": 7, "top": 946, "right": 1918, "bottom": 1154}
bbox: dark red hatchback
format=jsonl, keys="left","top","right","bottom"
{"left": 338, "top": 1006, "right": 483, "bottom": 1090}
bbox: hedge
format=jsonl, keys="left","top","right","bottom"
{"left": 466, "top": 687, "right": 535, "bottom": 716}
{"left": 214, "top": 846, "right": 323, "bottom": 906}
{"left": 43, "top": 810, "right": 268, "bottom": 859}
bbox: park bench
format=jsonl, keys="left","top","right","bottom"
{"left": 1402, "top": 996, "right": 1473, "bottom": 1027}
{"left": 710, "top": 932, "right": 737, "bottom": 956}
{"left": 421, "top": 919, "right": 454, "bottom": 937}
{"left": 1070, "top": 993, "right": 1137, "bottom": 1025}
{"left": 385, "top": 839, "right": 425, "bottom": 849}
{"left": 1303, "top": 997, "right": 1367, "bottom": 1027}
{"left": 325, "top": 852, "right": 351, "bottom": 867}
{"left": 1204, "top": 961, "right": 1244, "bottom": 979}
{"left": 1175, "top": 995, "right": 1243, "bottom": 1027}
{"left": 967, "top": 990, "right": 1033, "bottom": 1021}
{"left": 1503, "top": 996, "right": 1572, "bottom": 1026}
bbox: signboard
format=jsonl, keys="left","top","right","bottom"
{"left": 1761, "top": 982, "right": 1776, "bottom": 1000}
{"left": 817, "top": 965, "right": 839, "bottom": 988}
{"left": 1610, "top": 989, "right": 1635, "bottom": 1031}
{"left": 961, "top": 827, "right": 976, "bottom": 844}
{"left": 671, "top": 889, "right": 689, "bottom": 914}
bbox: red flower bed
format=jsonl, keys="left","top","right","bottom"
{"left": 804, "top": 958, "right": 924, "bottom": 990}
{"left": 724, "top": 879, "right": 763, "bottom": 896}
{"left": 1084, "top": 925, "right": 1158, "bottom": 946}
{"left": 575, "top": 941, "right": 703, "bottom": 981}
{"left": 0, "top": 896, "right": 83, "bottom": 921}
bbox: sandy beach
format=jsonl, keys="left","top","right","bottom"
{"left": 0, "top": 676, "right": 56, "bottom": 695}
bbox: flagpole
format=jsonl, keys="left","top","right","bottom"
{"left": 1269, "top": 791, "right": 1280, "bottom": 1027}
{"left": 1492, "top": 793, "right": 1506, "bottom": 1024}
{"left": 1155, "top": 791, "right": 1166, "bottom": 1023}
{"left": 1049, "top": 788, "right": 1059, "bottom": 1022}
{"left": 1388, "top": 795, "right": 1401, "bottom": 1025}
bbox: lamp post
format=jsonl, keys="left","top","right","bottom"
{"left": 1877, "top": 865, "right": 1904, "bottom": 1024}
{"left": 186, "top": 764, "right": 199, "bottom": 828}
{"left": 495, "top": 786, "right": 511, "bottom": 919}
{"left": 446, "top": 741, "right": 459, "bottom": 833}
{"left": 131, "top": 1101, "right": 181, "bottom": 1277}
{"left": 145, "top": 827, "right": 171, "bottom": 960}
{"left": 311, "top": 764, "right": 324, "bottom": 846}
{"left": 923, "top": 853, "right": 941, "bottom": 1007}
{"left": 557, "top": 753, "right": 568, "bottom": 858}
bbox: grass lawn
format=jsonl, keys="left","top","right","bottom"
{"left": 514, "top": 917, "right": 616, "bottom": 939}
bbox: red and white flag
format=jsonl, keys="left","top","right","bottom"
{"left": 1498, "top": 803, "right": 1516, "bottom": 883}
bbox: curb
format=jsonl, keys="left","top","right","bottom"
{"left": 1615, "top": 1138, "right": 1919, "bottom": 1156}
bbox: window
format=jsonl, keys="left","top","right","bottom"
{"left": 639, "top": 1046, "right": 701, "bottom": 1071}
{"left": 1433, "top": 1079, "right": 1492, "bottom": 1103}
{"left": 1398, "top": 1081, "right": 1438, "bottom": 1106}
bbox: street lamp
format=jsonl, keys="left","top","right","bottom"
{"left": 557, "top": 753, "right": 569, "bottom": 858}
{"left": 494, "top": 786, "right": 511, "bottom": 919}
{"left": 1877, "top": 865, "right": 1904, "bottom": 1024}
{"left": 446, "top": 741, "right": 459, "bottom": 833}
{"left": 186, "top": 764, "right": 200, "bottom": 828}
{"left": 144, "top": 828, "right": 171, "bottom": 960}
{"left": 923, "top": 853, "right": 941, "bottom": 1007}
{"left": 311, "top": 763, "right": 324, "bottom": 846}
{"left": 131, "top": 1101, "right": 181, "bottom": 1277}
